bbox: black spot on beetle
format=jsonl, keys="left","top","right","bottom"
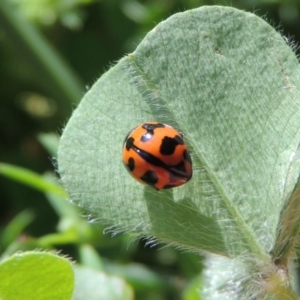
{"left": 142, "top": 123, "right": 165, "bottom": 132}
{"left": 126, "top": 157, "right": 135, "bottom": 171}
{"left": 140, "top": 170, "right": 158, "bottom": 186}
{"left": 125, "top": 137, "right": 134, "bottom": 151}
{"left": 160, "top": 135, "right": 184, "bottom": 155}
{"left": 140, "top": 123, "right": 165, "bottom": 142}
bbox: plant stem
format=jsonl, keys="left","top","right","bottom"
{"left": 265, "top": 270, "right": 299, "bottom": 300}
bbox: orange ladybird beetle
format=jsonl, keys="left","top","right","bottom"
{"left": 122, "top": 122, "right": 192, "bottom": 190}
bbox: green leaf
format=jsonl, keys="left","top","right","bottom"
{"left": 37, "top": 132, "right": 60, "bottom": 156}
{"left": 183, "top": 275, "right": 202, "bottom": 300}
{"left": 58, "top": 5, "right": 300, "bottom": 261}
{"left": 0, "top": 209, "right": 34, "bottom": 249}
{"left": 0, "top": 163, "right": 67, "bottom": 197}
{"left": 105, "top": 261, "right": 168, "bottom": 292}
{"left": 73, "top": 266, "right": 133, "bottom": 300}
{"left": 79, "top": 244, "right": 104, "bottom": 271}
{"left": 0, "top": 251, "right": 74, "bottom": 300}
{"left": 45, "top": 187, "right": 78, "bottom": 220}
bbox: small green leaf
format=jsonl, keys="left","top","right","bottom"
{"left": 183, "top": 275, "right": 202, "bottom": 300}
{"left": 37, "top": 230, "right": 81, "bottom": 248}
{"left": 37, "top": 132, "right": 60, "bottom": 156}
{"left": 79, "top": 244, "right": 104, "bottom": 271}
{"left": 45, "top": 188, "right": 78, "bottom": 220}
{"left": 0, "top": 209, "right": 34, "bottom": 249}
{"left": 105, "top": 261, "right": 167, "bottom": 292}
{"left": 0, "top": 251, "right": 74, "bottom": 300}
{"left": 73, "top": 266, "right": 133, "bottom": 300}
{"left": 0, "top": 163, "right": 66, "bottom": 196}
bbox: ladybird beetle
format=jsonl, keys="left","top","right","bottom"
{"left": 122, "top": 122, "right": 192, "bottom": 190}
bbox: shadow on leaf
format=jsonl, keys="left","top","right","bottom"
{"left": 144, "top": 188, "right": 227, "bottom": 255}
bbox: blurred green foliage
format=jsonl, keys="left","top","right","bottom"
{"left": 1, "top": 0, "right": 300, "bottom": 299}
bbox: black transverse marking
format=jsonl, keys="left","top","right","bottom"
{"left": 142, "top": 123, "right": 165, "bottom": 132}
{"left": 132, "top": 145, "right": 190, "bottom": 179}
{"left": 126, "top": 157, "right": 135, "bottom": 171}
{"left": 140, "top": 170, "right": 158, "bottom": 186}
{"left": 170, "top": 161, "right": 192, "bottom": 180}
{"left": 160, "top": 135, "right": 184, "bottom": 155}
